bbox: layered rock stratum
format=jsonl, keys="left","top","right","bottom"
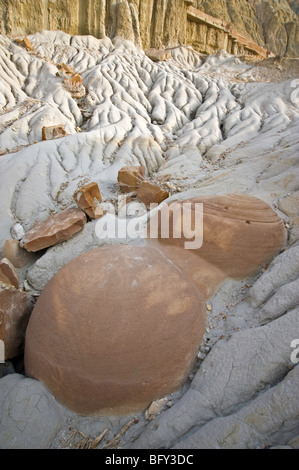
{"left": 0, "top": 0, "right": 298, "bottom": 57}
{"left": 0, "top": 6, "right": 298, "bottom": 450}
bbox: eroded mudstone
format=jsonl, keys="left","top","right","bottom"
{"left": 0, "top": 285, "right": 30, "bottom": 360}
{"left": 0, "top": 258, "right": 19, "bottom": 288}
{"left": 73, "top": 182, "right": 103, "bottom": 219}
{"left": 22, "top": 208, "right": 87, "bottom": 252}
{"left": 117, "top": 166, "right": 145, "bottom": 193}
{"left": 24, "top": 245, "right": 206, "bottom": 416}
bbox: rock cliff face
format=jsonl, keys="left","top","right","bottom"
{"left": 0, "top": 0, "right": 298, "bottom": 57}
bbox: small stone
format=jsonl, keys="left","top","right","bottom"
{"left": 117, "top": 166, "right": 145, "bottom": 193}
{"left": 2, "top": 239, "right": 38, "bottom": 269}
{"left": 10, "top": 223, "right": 25, "bottom": 241}
{"left": 23, "top": 37, "right": 34, "bottom": 51}
{"left": 73, "top": 182, "right": 104, "bottom": 219}
{"left": 206, "top": 303, "right": 212, "bottom": 311}
{"left": 145, "top": 397, "right": 168, "bottom": 420}
{"left": 145, "top": 49, "right": 172, "bottom": 62}
{"left": 22, "top": 208, "right": 87, "bottom": 252}
{"left": 0, "top": 285, "right": 30, "bottom": 360}
{"left": 42, "top": 125, "right": 67, "bottom": 141}
{"left": 137, "top": 181, "right": 169, "bottom": 208}
{"left": 0, "top": 258, "right": 19, "bottom": 289}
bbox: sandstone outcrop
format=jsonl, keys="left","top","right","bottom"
{"left": 0, "top": 0, "right": 297, "bottom": 57}
{"left": 22, "top": 208, "right": 87, "bottom": 252}
{"left": 0, "top": 285, "right": 30, "bottom": 360}
{"left": 25, "top": 244, "right": 206, "bottom": 415}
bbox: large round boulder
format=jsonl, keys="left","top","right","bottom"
{"left": 25, "top": 245, "right": 206, "bottom": 416}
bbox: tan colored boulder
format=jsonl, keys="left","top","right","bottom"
{"left": 22, "top": 207, "right": 87, "bottom": 252}
{"left": 73, "top": 182, "right": 104, "bottom": 219}
{"left": 145, "top": 48, "right": 172, "bottom": 62}
{"left": 2, "top": 239, "right": 38, "bottom": 269}
{"left": 137, "top": 181, "right": 169, "bottom": 208}
{"left": 117, "top": 166, "right": 145, "bottom": 193}
{"left": 25, "top": 245, "right": 206, "bottom": 416}
{"left": 42, "top": 125, "right": 67, "bottom": 141}
{"left": 147, "top": 194, "right": 287, "bottom": 299}
{"left": 0, "top": 285, "right": 30, "bottom": 360}
{"left": 0, "top": 258, "right": 19, "bottom": 289}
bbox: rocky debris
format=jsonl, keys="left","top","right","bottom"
{"left": 145, "top": 49, "right": 172, "bottom": 62}
{"left": 10, "top": 223, "right": 25, "bottom": 241}
{"left": 18, "top": 37, "right": 34, "bottom": 52}
{"left": 57, "top": 63, "right": 76, "bottom": 78}
{"left": 117, "top": 166, "right": 145, "bottom": 193}
{"left": 0, "top": 258, "right": 19, "bottom": 289}
{"left": 145, "top": 398, "right": 168, "bottom": 421}
{"left": 21, "top": 208, "right": 87, "bottom": 252}
{"left": 42, "top": 125, "right": 67, "bottom": 141}
{"left": 73, "top": 182, "right": 104, "bottom": 220}
{"left": 0, "top": 374, "right": 71, "bottom": 449}
{"left": 24, "top": 244, "right": 206, "bottom": 416}
{"left": 0, "top": 285, "right": 30, "bottom": 360}
{"left": 2, "top": 240, "right": 38, "bottom": 269}
{"left": 63, "top": 73, "right": 85, "bottom": 99}
{"left": 137, "top": 182, "right": 169, "bottom": 208}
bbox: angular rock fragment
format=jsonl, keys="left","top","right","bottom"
{"left": 2, "top": 240, "right": 38, "bottom": 269}
{"left": 137, "top": 181, "right": 169, "bottom": 208}
{"left": 22, "top": 208, "right": 87, "bottom": 252}
{"left": 25, "top": 245, "right": 206, "bottom": 416}
{"left": 23, "top": 37, "right": 34, "bottom": 51}
{"left": 73, "top": 182, "right": 104, "bottom": 219}
{"left": 117, "top": 166, "right": 145, "bottom": 193}
{"left": 0, "top": 258, "right": 19, "bottom": 289}
{"left": 42, "top": 125, "right": 67, "bottom": 141}
{"left": 145, "top": 48, "right": 172, "bottom": 62}
{"left": 0, "top": 285, "right": 30, "bottom": 360}
{"left": 63, "top": 73, "right": 85, "bottom": 98}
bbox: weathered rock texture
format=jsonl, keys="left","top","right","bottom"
{"left": 25, "top": 244, "right": 207, "bottom": 415}
{"left": 0, "top": 285, "right": 30, "bottom": 360}
{"left": 148, "top": 194, "right": 287, "bottom": 299}
{"left": 24, "top": 195, "right": 286, "bottom": 416}
{"left": 0, "top": 0, "right": 298, "bottom": 57}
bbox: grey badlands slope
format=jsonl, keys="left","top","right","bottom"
{"left": 0, "top": 31, "right": 299, "bottom": 449}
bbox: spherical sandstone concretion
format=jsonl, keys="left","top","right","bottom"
{"left": 24, "top": 245, "right": 206, "bottom": 416}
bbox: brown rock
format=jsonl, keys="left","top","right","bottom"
{"left": 147, "top": 194, "right": 287, "bottom": 299}
{"left": 73, "top": 182, "right": 104, "bottom": 219}
{"left": 0, "top": 258, "right": 19, "bottom": 289}
{"left": 117, "top": 166, "right": 145, "bottom": 193}
{"left": 23, "top": 37, "right": 34, "bottom": 51}
{"left": 137, "top": 181, "right": 169, "bottom": 208}
{"left": 22, "top": 207, "right": 87, "bottom": 252}
{"left": 145, "top": 49, "right": 172, "bottom": 62}
{"left": 42, "top": 125, "right": 67, "bottom": 141}
{"left": 0, "top": 285, "right": 30, "bottom": 360}
{"left": 58, "top": 63, "right": 76, "bottom": 76}
{"left": 24, "top": 245, "right": 206, "bottom": 416}
{"left": 2, "top": 239, "right": 39, "bottom": 269}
